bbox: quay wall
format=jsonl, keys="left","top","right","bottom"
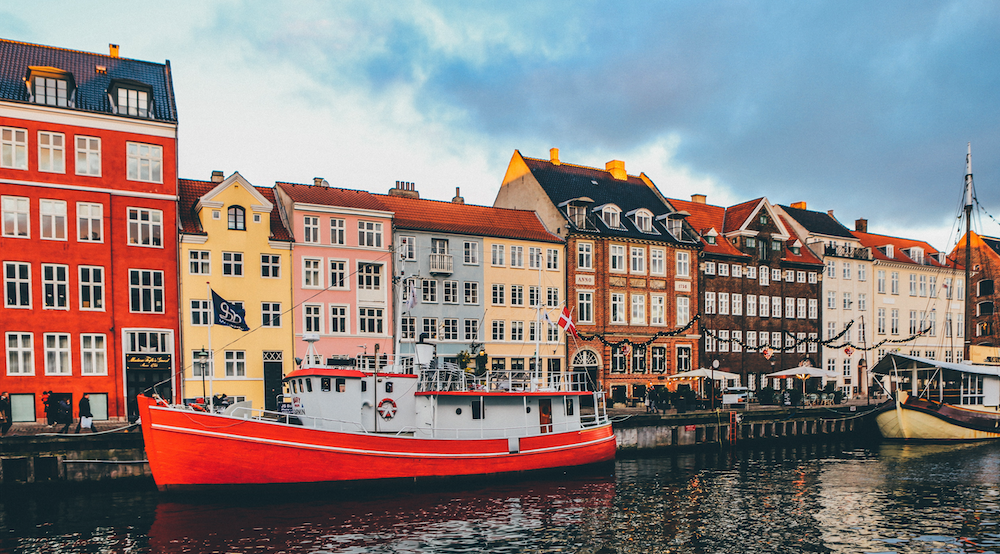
{"left": 0, "top": 408, "right": 877, "bottom": 485}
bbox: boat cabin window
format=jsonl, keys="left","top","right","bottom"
{"left": 385, "top": 382, "right": 393, "bottom": 393}
{"left": 290, "top": 381, "right": 296, "bottom": 394}
{"left": 336, "top": 378, "right": 346, "bottom": 393}
{"left": 566, "top": 398, "right": 574, "bottom": 416}
{"left": 305, "top": 379, "right": 313, "bottom": 393}
{"left": 321, "top": 378, "right": 331, "bottom": 392}
{"left": 472, "top": 399, "right": 483, "bottom": 420}
{"left": 361, "top": 381, "right": 367, "bottom": 392}
{"left": 962, "top": 373, "right": 985, "bottom": 405}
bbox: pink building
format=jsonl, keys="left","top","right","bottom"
{"left": 274, "top": 180, "right": 394, "bottom": 367}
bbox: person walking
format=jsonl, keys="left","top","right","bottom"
{"left": 58, "top": 397, "right": 72, "bottom": 433}
{"left": 42, "top": 391, "right": 54, "bottom": 425}
{"left": 75, "top": 393, "right": 94, "bottom": 433}
{"left": 0, "top": 392, "right": 12, "bottom": 436}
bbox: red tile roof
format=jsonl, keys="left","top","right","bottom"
{"left": 722, "top": 198, "right": 763, "bottom": 234}
{"left": 668, "top": 197, "right": 747, "bottom": 258}
{"left": 177, "top": 179, "right": 294, "bottom": 242}
{"left": 777, "top": 214, "right": 822, "bottom": 265}
{"left": 852, "top": 230, "right": 950, "bottom": 267}
{"left": 274, "top": 182, "right": 390, "bottom": 212}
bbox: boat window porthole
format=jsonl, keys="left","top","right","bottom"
{"left": 305, "top": 378, "right": 313, "bottom": 392}
{"left": 455, "top": 408, "right": 462, "bottom": 415}
{"left": 386, "top": 382, "right": 393, "bottom": 393}
{"left": 526, "top": 406, "right": 531, "bottom": 413}
{"left": 321, "top": 378, "right": 331, "bottom": 392}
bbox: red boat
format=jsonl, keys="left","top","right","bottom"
{"left": 137, "top": 344, "right": 615, "bottom": 490}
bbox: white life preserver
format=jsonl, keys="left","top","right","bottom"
{"left": 377, "top": 398, "right": 397, "bottom": 420}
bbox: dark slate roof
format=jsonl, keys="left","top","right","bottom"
{"left": 777, "top": 204, "right": 856, "bottom": 239}
{"left": 980, "top": 234, "right": 1000, "bottom": 257}
{"left": 521, "top": 155, "right": 692, "bottom": 244}
{"left": 0, "top": 38, "right": 177, "bottom": 122}
{"left": 178, "top": 179, "right": 294, "bottom": 242}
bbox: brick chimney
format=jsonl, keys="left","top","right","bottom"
{"left": 855, "top": 218, "right": 868, "bottom": 233}
{"left": 691, "top": 194, "right": 707, "bottom": 204}
{"left": 790, "top": 201, "right": 807, "bottom": 210}
{"left": 109, "top": 44, "right": 120, "bottom": 58}
{"left": 211, "top": 170, "right": 224, "bottom": 183}
{"left": 313, "top": 177, "right": 329, "bottom": 187}
{"left": 452, "top": 187, "right": 464, "bottom": 204}
{"left": 550, "top": 148, "right": 561, "bottom": 165}
{"left": 606, "top": 160, "right": 626, "bottom": 180}
{"left": 388, "top": 180, "right": 419, "bottom": 199}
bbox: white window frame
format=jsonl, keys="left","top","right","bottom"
{"left": 610, "top": 293, "right": 626, "bottom": 324}
{"left": 528, "top": 247, "right": 543, "bottom": 269}
{"left": 546, "top": 248, "right": 559, "bottom": 270}
{"left": 577, "top": 242, "right": 592, "bottom": 270}
{"left": 41, "top": 263, "right": 69, "bottom": 310}
{"left": 578, "top": 291, "right": 594, "bottom": 324}
{"left": 631, "top": 294, "right": 646, "bottom": 324}
{"left": 650, "top": 248, "right": 665, "bottom": 275}
{"left": 38, "top": 131, "right": 65, "bottom": 173}
{"left": 609, "top": 245, "right": 625, "bottom": 272}
{"left": 510, "top": 245, "right": 524, "bottom": 268}
{"left": 5, "top": 332, "right": 33, "bottom": 375}
{"left": 651, "top": 294, "right": 665, "bottom": 325}
{"left": 222, "top": 251, "right": 244, "bottom": 277}
{"left": 329, "top": 305, "right": 348, "bottom": 334}
{"left": 126, "top": 142, "right": 163, "bottom": 183}
{"left": 39, "top": 199, "right": 67, "bottom": 241}
{"left": 4, "top": 261, "right": 31, "bottom": 308}
{"left": 303, "top": 216, "right": 320, "bottom": 244}
{"left": 464, "top": 241, "right": 480, "bottom": 265}
{"left": 330, "top": 218, "right": 346, "bottom": 245}
{"left": 43, "top": 333, "right": 71, "bottom": 375}
{"left": 358, "top": 220, "right": 383, "bottom": 248}
{"left": 676, "top": 251, "right": 690, "bottom": 277}
{"left": 77, "top": 202, "right": 103, "bottom": 242}
{"left": 75, "top": 135, "right": 101, "bottom": 176}
{"left": 328, "top": 259, "right": 348, "bottom": 289}
{"left": 79, "top": 265, "right": 104, "bottom": 311}
{"left": 128, "top": 269, "right": 164, "bottom": 313}
{"left": 127, "top": 207, "right": 163, "bottom": 248}
{"left": 630, "top": 247, "right": 645, "bottom": 274}
{"left": 2, "top": 196, "right": 30, "bottom": 238}
{"left": 464, "top": 281, "right": 480, "bottom": 305}
{"left": 1, "top": 127, "right": 28, "bottom": 169}
{"left": 676, "top": 296, "right": 690, "bottom": 326}
{"left": 225, "top": 350, "right": 247, "bottom": 377}
{"left": 80, "top": 334, "right": 108, "bottom": 375}
{"left": 491, "top": 244, "right": 505, "bottom": 266}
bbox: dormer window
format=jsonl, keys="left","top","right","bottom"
{"left": 601, "top": 205, "right": 622, "bottom": 229}
{"left": 667, "top": 218, "right": 682, "bottom": 238}
{"left": 567, "top": 205, "right": 587, "bottom": 228}
{"left": 109, "top": 79, "right": 154, "bottom": 118}
{"left": 791, "top": 246, "right": 801, "bottom": 255}
{"left": 26, "top": 67, "right": 75, "bottom": 108}
{"left": 705, "top": 235, "right": 716, "bottom": 245}
{"left": 228, "top": 206, "right": 246, "bottom": 230}
{"left": 905, "top": 247, "right": 924, "bottom": 264}
{"left": 633, "top": 210, "right": 653, "bottom": 233}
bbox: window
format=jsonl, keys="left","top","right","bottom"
{"left": 5, "top": 332, "right": 33, "bottom": 375}
{"left": 760, "top": 295, "right": 769, "bottom": 317}
{"left": 359, "top": 308, "right": 384, "bottom": 334}
{"left": 676, "top": 296, "right": 690, "bottom": 326}
{"left": 129, "top": 269, "right": 164, "bottom": 313}
{"left": 464, "top": 282, "right": 479, "bottom": 304}
{"left": 189, "top": 299, "right": 210, "bottom": 325}
{"left": 772, "top": 296, "right": 781, "bottom": 318}
{"left": 186, "top": 250, "right": 210, "bottom": 275}
{"left": 719, "top": 293, "right": 729, "bottom": 315}
{"left": 510, "top": 246, "right": 524, "bottom": 268}
{"left": 40, "top": 199, "right": 66, "bottom": 240}
{"left": 529, "top": 247, "right": 543, "bottom": 269}
{"left": 127, "top": 208, "right": 162, "bottom": 247}
{"left": 891, "top": 272, "right": 899, "bottom": 295}
{"left": 858, "top": 293, "right": 867, "bottom": 311}
{"left": 652, "top": 347, "right": 666, "bottom": 372}
{"left": 424, "top": 280, "right": 439, "bottom": 303}
{"left": 718, "top": 330, "right": 729, "bottom": 353}
{"left": 79, "top": 266, "right": 104, "bottom": 310}
{"left": 891, "top": 309, "right": 899, "bottom": 335}
{"left": 510, "top": 285, "right": 524, "bottom": 306}
{"left": 732, "top": 293, "right": 742, "bottom": 316}
{"left": 38, "top": 132, "right": 65, "bottom": 173}
{"left": 785, "top": 269, "right": 794, "bottom": 282}
{"left": 126, "top": 142, "right": 162, "bottom": 183}
{"left": 677, "top": 251, "right": 690, "bottom": 277}
{"left": 650, "top": 249, "right": 664, "bottom": 275}
{"left": 631, "top": 247, "right": 645, "bottom": 273}
{"left": 843, "top": 292, "right": 852, "bottom": 310}
{"left": 442, "top": 318, "right": 459, "bottom": 341}
{"left": 760, "top": 266, "right": 769, "bottom": 286}
{"left": 44, "top": 333, "right": 71, "bottom": 375}
{"left": 578, "top": 291, "right": 594, "bottom": 323}
{"left": 601, "top": 206, "right": 621, "bottom": 228}
{"left": 633, "top": 345, "right": 647, "bottom": 372}
{"left": 705, "top": 262, "right": 716, "bottom": 275}
{"left": 930, "top": 276, "right": 937, "bottom": 297}
{"left": 444, "top": 280, "right": 459, "bottom": 304}
{"left": 772, "top": 268, "right": 782, "bottom": 282}
{"left": 464, "top": 320, "right": 479, "bottom": 341}
{"left": 464, "top": 242, "right": 479, "bottom": 265}
{"left": 746, "top": 266, "right": 756, "bottom": 280}
{"left": 610, "top": 345, "right": 626, "bottom": 372}
{"left": 304, "top": 304, "right": 322, "bottom": 333}
{"left": 2, "top": 196, "right": 29, "bottom": 237}
{"left": 324, "top": 218, "right": 345, "bottom": 245}
{"left": 842, "top": 262, "right": 851, "bottom": 280}
{"left": 746, "top": 294, "right": 757, "bottom": 317}
{"left": 634, "top": 210, "right": 653, "bottom": 233}
{"left": 4, "top": 262, "right": 31, "bottom": 308}
{"left": 358, "top": 221, "right": 383, "bottom": 247}
{"left": 223, "top": 252, "right": 244, "bottom": 277}
{"left": 42, "top": 264, "right": 68, "bottom": 309}
{"left": 909, "top": 310, "right": 918, "bottom": 334}
{"left": 547, "top": 249, "right": 559, "bottom": 270}
{"left": 919, "top": 275, "right": 927, "bottom": 297}
{"left": 733, "top": 331, "right": 743, "bottom": 352}
{"left": 577, "top": 243, "right": 592, "bottom": 269}
{"left": 858, "top": 265, "right": 867, "bottom": 282}
{"left": 945, "top": 277, "right": 953, "bottom": 299}
{"left": 357, "top": 263, "right": 382, "bottom": 290}
{"left": 117, "top": 87, "right": 149, "bottom": 117}
{"left": 547, "top": 287, "right": 559, "bottom": 308}
{"left": 786, "top": 297, "right": 795, "bottom": 319}
{"left": 223, "top": 206, "right": 245, "bottom": 231}
{"left": 808, "top": 299, "right": 817, "bottom": 319}
{"left": 75, "top": 136, "right": 101, "bottom": 176}
{"left": 491, "top": 284, "right": 504, "bottom": 305}
{"left": 719, "top": 264, "right": 729, "bottom": 277}
{"left": 529, "top": 286, "right": 540, "bottom": 307}
{"left": 677, "top": 346, "right": 692, "bottom": 372}
{"left": 73, "top": 202, "right": 103, "bottom": 242}
{"left": 610, "top": 245, "right": 625, "bottom": 271}
{"left": 302, "top": 216, "right": 320, "bottom": 243}
{"left": 491, "top": 320, "right": 505, "bottom": 341}
{"left": 1, "top": 127, "right": 28, "bottom": 169}
{"left": 225, "top": 351, "right": 246, "bottom": 377}
{"left": 705, "top": 292, "right": 716, "bottom": 314}
{"left": 491, "top": 244, "right": 505, "bottom": 266}
{"left": 329, "top": 260, "right": 347, "bottom": 289}
{"left": 401, "top": 317, "right": 415, "bottom": 339}
{"left": 631, "top": 294, "right": 646, "bottom": 324}
{"left": 329, "top": 305, "right": 347, "bottom": 334}
{"left": 547, "top": 322, "right": 559, "bottom": 342}
{"left": 262, "top": 302, "right": 282, "bottom": 327}
{"left": 827, "top": 291, "right": 836, "bottom": 310}
{"left": 909, "top": 274, "right": 917, "bottom": 296}
{"left": 611, "top": 293, "right": 626, "bottom": 324}
{"left": 260, "top": 254, "right": 280, "bottom": 278}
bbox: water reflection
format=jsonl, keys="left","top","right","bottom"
{"left": 4, "top": 440, "right": 1000, "bottom": 553}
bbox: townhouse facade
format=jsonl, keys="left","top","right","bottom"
{"left": 495, "top": 149, "right": 701, "bottom": 404}
{"left": 274, "top": 180, "right": 395, "bottom": 369}
{"left": 0, "top": 39, "right": 179, "bottom": 422}
{"left": 671, "top": 195, "right": 824, "bottom": 391}
{"left": 178, "top": 172, "right": 294, "bottom": 411}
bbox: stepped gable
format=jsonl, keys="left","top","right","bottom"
{"left": 378, "top": 192, "right": 562, "bottom": 243}
{"left": 0, "top": 38, "right": 177, "bottom": 121}
{"left": 777, "top": 203, "right": 856, "bottom": 239}
{"left": 521, "top": 155, "right": 684, "bottom": 243}
{"left": 668, "top": 197, "right": 747, "bottom": 258}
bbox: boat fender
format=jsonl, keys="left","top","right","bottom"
{"left": 378, "top": 398, "right": 397, "bottom": 420}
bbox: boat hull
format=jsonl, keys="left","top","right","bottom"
{"left": 875, "top": 393, "right": 1000, "bottom": 441}
{"left": 137, "top": 396, "right": 617, "bottom": 490}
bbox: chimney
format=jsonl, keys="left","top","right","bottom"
{"left": 211, "top": 170, "right": 224, "bottom": 183}
{"left": 388, "top": 180, "right": 419, "bottom": 199}
{"left": 313, "top": 177, "right": 329, "bottom": 187}
{"left": 827, "top": 210, "right": 835, "bottom": 217}
{"left": 790, "top": 201, "right": 807, "bottom": 210}
{"left": 109, "top": 44, "right": 120, "bottom": 58}
{"left": 691, "top": 194, "right": 707, "bottom": 204}
{"left": 606, "top": 160, "right": 626, "bottom": 180}
{"left": 550, "top": 148, "right": 561, "bottom": 165}
{"left": 451, "top": 187, "right": 464, "bottom": 204}
{"left": 855, "top": 218, "right": 868, "bottom": 233}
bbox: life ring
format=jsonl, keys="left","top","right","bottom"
{"left": 377, "top": 398, "right": 397, "bottom": 420}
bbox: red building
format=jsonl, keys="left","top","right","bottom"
{"left": 0, "top": 39, "right": 179, "bottom": 423}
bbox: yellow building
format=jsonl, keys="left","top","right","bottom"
{"left": 178, "top": 172, "right": 295, "bottom": 410}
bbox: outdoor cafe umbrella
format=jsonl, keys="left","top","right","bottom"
{"left": 765, "top": 365, "right": 837, "bottom": 395}
{"left": 666, "top": 368, "right": 741, "bottom": 398}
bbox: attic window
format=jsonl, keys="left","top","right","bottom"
{"left": 109, "top": 79, "right": 154, "bottom": 118}
{"left": 601, "top": 206, "right": 622, "bottom": 229}
{"left": 705, "top": 235, "right": 716, "bottom": 245}
{"left": 791, "top": 245, "right": 801, "bottom": 255}
{"left": 27, "top": 67, "right": 75, "bottom": 108}
{"left": 633, "top": 210, "right": 653, "bottom": 233}
{"left": 567, "top": 204, "right": 587, "bottom": 228}
{"left": 759, "top": 214, "right": 769, "bottom": 225}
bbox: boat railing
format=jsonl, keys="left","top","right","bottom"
{"left": 395, "top": 412, "right": 610, "bottom": 439}
{"left": 417, "top": 366, "right": 593, "bottom": 393}
{"left": 225, "top": 406, "right": 371, "bottom": 434}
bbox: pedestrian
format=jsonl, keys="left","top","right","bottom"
{"left": 58, "top": 397, "right": 72, "bottom": 433}
{"left": 0, "top": 392, "right": 12, "bottom": 436}
{"left": 75, "top": 393, "right": 94, "bottom": 433}
{"left": 42, "top": 391, "right": 54, "bottom": 425}
{"left": 644, "top": 391, "right": 652, "bottom": 414}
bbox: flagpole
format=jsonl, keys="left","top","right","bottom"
{"left": 207, "top": 282, "right": 214, "bottom": 413}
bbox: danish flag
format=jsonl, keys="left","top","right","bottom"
{"left": 557, "top": 307, "right": 579, "bottom": 339}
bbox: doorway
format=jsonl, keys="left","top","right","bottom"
{"left": 264, "top": 360, "right": 283, "bottom": 411}
{"left": 539, "top": 398, "right": 552, "bottom": 433}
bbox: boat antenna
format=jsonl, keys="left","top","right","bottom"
{"left": 964, "top": 143, "right": 973, "bottom": 361}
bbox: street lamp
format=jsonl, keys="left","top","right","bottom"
{"left": 194, "top": 348, "right": 210, "bottom": 404}
{"left": 712, "top": 359, "right": 720, "bottom": 409}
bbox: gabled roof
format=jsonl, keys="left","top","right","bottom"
{"left": 377, "top": 193, "right": 562, "bottom": 244}
{"left": 0, "top": 38, "right": 177, "bottom": 122}
{"left": 178, "top": 178, "right": 293, "bottom": 242}
{"left": 852, "top": 230, "right": 950, "bottom": 267}
{"left": 520, "top": 155, "right": 689, "bottom": 243}
{"left": 275, "top": 182, "right": 390, "bottom": 213}
{"left": 777, "top": 204, "right": 857, "bottom": 240}
{"left": 723, "top": 197, "right": 791, "bottom": 239}
{"left": 667, "top": 197, "right": 748, "bottom": 258}
{"left": 776, "top": 214, "right": 823, "bottom": 265}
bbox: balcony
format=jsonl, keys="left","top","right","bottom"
{"left": 824, "top": 245, "right": 872, "bottom": 260}
{"left": 429, "top": 254, "right": 453, "bottom": 274}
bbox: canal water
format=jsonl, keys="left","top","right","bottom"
{"left": 3, "top": 439, "right": 1000, "bottom": 553}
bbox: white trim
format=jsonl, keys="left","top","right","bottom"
{"left": 268, "top": 240, "right": 292, "bottom": 250}
{"left": 194, "top": 172, "right": 273, "bottom": 213}
{"left": 0, "top": 101, "right": 177, "bottom": 138}
{"left": 0, "top": 177, "right": 177, "bottom": 201}
{"left": 180, "top": 234, "right": 209, "bottom": 244}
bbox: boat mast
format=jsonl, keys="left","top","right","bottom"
{"left": 963, "top": 143, "right": 973, "bottom": 361}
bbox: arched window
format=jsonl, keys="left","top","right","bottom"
{"left": 228, "top": 206, "right": 245, "bottom": 230}
{"left": 978, "top": 279, "right": 994, "bottom": 297}
{"left": 977, "top": 301, "right": 994, "bottom": 317}
{"left": 601, "top": 205, "right": 621, "bottom": 229}
{"left": 573, "top": 349, "right": 600, "bottom": 368}
{"left": 633, "top": 209, "right": 653, "bottom": 233}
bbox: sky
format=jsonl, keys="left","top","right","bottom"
{"left": 2, "top": 1, "right": 999, "bottom": 251}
